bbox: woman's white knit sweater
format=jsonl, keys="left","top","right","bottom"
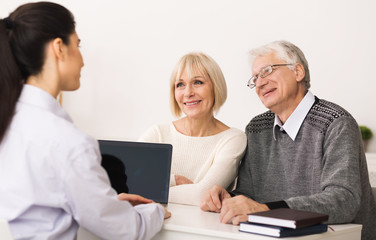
{"left": 139, "top": 122, "right": 246, "bottom": 206}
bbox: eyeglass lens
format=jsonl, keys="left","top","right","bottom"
{"left": 249, "top": 66, "right": 273, "bottom": 88}
{"left": 248, "top": 64, "right": 292, "bottom": 89}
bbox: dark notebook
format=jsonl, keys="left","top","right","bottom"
{"left": 239, "top": 222, "right": 328, "bottom": 238}
{"left": 247, "top": 208, "right": 328, "bottom": 229}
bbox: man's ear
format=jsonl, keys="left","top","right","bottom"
{"left": 50, "top": 38, "right": 65, "bottom": 61}
{"left": 295, "top": 63, "right": 305, "bottom": 83}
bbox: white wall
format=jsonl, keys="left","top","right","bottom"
{"left": 2, "top": 0, "right": 376, "bottom": 152}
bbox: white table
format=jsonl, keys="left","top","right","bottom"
{"left": 78, "top": 154, "right": 376, "bottom": 240}
{"left": 152, "top": 203, "right": 362, "bottom": 240}
{"left": 77, "top": 203, "right": 362, "bottom": 240}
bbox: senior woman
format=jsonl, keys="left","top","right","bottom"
{"left": 140, "top": 52, "right": 246, "bottom": 206}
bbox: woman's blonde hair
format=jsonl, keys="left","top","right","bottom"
{"left": 169, "top": 52, "right": 227, "bottom": 117}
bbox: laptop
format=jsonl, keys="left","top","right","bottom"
{"left": 98, "top": 140, "right": 172, "bottom": 204}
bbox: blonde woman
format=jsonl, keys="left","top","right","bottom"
{"left": 140, "top": 52, "right": 246, "bottom": 206}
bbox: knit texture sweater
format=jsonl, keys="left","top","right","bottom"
{"left": 140, "top": 122, "right": 246, "bottom": 206}
{"left": 234, "top": 97, "right": 376, "bottom": 240}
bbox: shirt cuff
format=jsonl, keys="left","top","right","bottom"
{"left": 265, "top": 200, "right": 289, "bottom": 209}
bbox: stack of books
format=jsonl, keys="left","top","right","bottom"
{"left": 239, "top": 208, "right": 329, "bottom": 238}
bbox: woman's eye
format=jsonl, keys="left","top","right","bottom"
{"left": 194, "top": 80, "right": 203, "bottom": 85}
{"left": 176, "top": 82, "right": 184, "bottom": 88}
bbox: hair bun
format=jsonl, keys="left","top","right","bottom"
{"left": 4, "top": 17, "right": 14, "bottom": 29}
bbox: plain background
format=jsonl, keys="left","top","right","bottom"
{"left": 2, "top": 0, "right": 376, "bottom": 152}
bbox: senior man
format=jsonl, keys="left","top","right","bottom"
{"left": 201, "top": 40, "right": 376, "bottom": 240}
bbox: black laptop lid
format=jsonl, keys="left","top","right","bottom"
{"left": 98, "top": 140, "right": 172, "bottom": 204}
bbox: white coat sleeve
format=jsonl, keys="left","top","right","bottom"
{"left": 63, "top": 143, "right": 165, "bottom": 240}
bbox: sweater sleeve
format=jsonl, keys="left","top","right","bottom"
{"left": 138, "top": 125, "right": 161, "bottom": 143}
{"left": 285, "top": 116, "right": 362, "bottom": 224}
{"left": 168, "top": 130, "right": 247, "bottom": 206}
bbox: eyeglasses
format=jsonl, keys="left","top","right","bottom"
{"left": 247, "top": 64, "right": 294, "bottom": 89}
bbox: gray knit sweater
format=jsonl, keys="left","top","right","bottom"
{"left": 234, "top": 97, "right": 376, "bottom": 240}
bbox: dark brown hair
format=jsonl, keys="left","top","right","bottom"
{"left": 0, "top": 2, "right": 75, "bottom": 143}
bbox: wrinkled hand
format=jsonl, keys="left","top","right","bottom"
{"left": 175, "top": 175, "right": 193, "bottom": 185}
{"left": 118, "top": 193, "right": 153, "bottom": 206}
{"left": 200, "top": 185, "right": 231, "bottom": 213}
{"left": 220, "top": 195, "right": 269, "bottom": 225}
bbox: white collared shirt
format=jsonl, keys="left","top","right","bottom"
{"left": 273, "top": 91, "right": 315, "bottom": 141}
{"left": 0, "top": 85, "right": 164, "bottom": 240}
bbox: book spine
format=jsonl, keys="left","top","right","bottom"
{"left": 280, "top": 224, "right": 328, "bottom": 237}
{"left": 295, "top": 216, "right": 328, "bottom": 229}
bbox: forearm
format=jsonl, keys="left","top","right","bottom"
{"left": 169, "top": 182, "right": 210, "bottom": 206}
{"left": 290, "top": 116, "right": 363, "bottom": 223}
{"left": 133, "top": 204, "right": 165, "bottom": 240}
{"left": 169, "top": 169, "right": 238, "bottom": 206}
{"left": 171, "top": 145, "right": 245, "bottom": 205}
{"left": 285, "top": 187, "right": 360, "bottom": 223}
{"left": 66, "top": 151, "right": 165, "bottom": 240}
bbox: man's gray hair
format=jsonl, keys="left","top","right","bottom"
{"left": 249, "top": 40, "right": 310, "bottom": 90}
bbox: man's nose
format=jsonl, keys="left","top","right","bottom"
{"left": 256, "top": 76, "right": 269, "bottom": 89}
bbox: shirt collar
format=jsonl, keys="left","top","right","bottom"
{"left": 273, "top": 91, "right": 315, "bottom": 141}
{"left": 17, "top": 84, "right": 73, "bottom": 123}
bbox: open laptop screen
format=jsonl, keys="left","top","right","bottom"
{"left": 98, "top": 140, "right": 172, "bottom": 204}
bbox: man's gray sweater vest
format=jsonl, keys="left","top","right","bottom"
{"left": 234, "top": 97, "right": 376, "bottom": 240}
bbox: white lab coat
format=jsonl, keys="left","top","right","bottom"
{"left": 0, "top": 85, "right": 164, "bottom": 240}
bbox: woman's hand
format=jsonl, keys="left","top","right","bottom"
{"left": 175, "top": 175, "right": 193, "bottom": 185}
{"left": 200, "top": 185, "right": 231, "bottom": 213}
